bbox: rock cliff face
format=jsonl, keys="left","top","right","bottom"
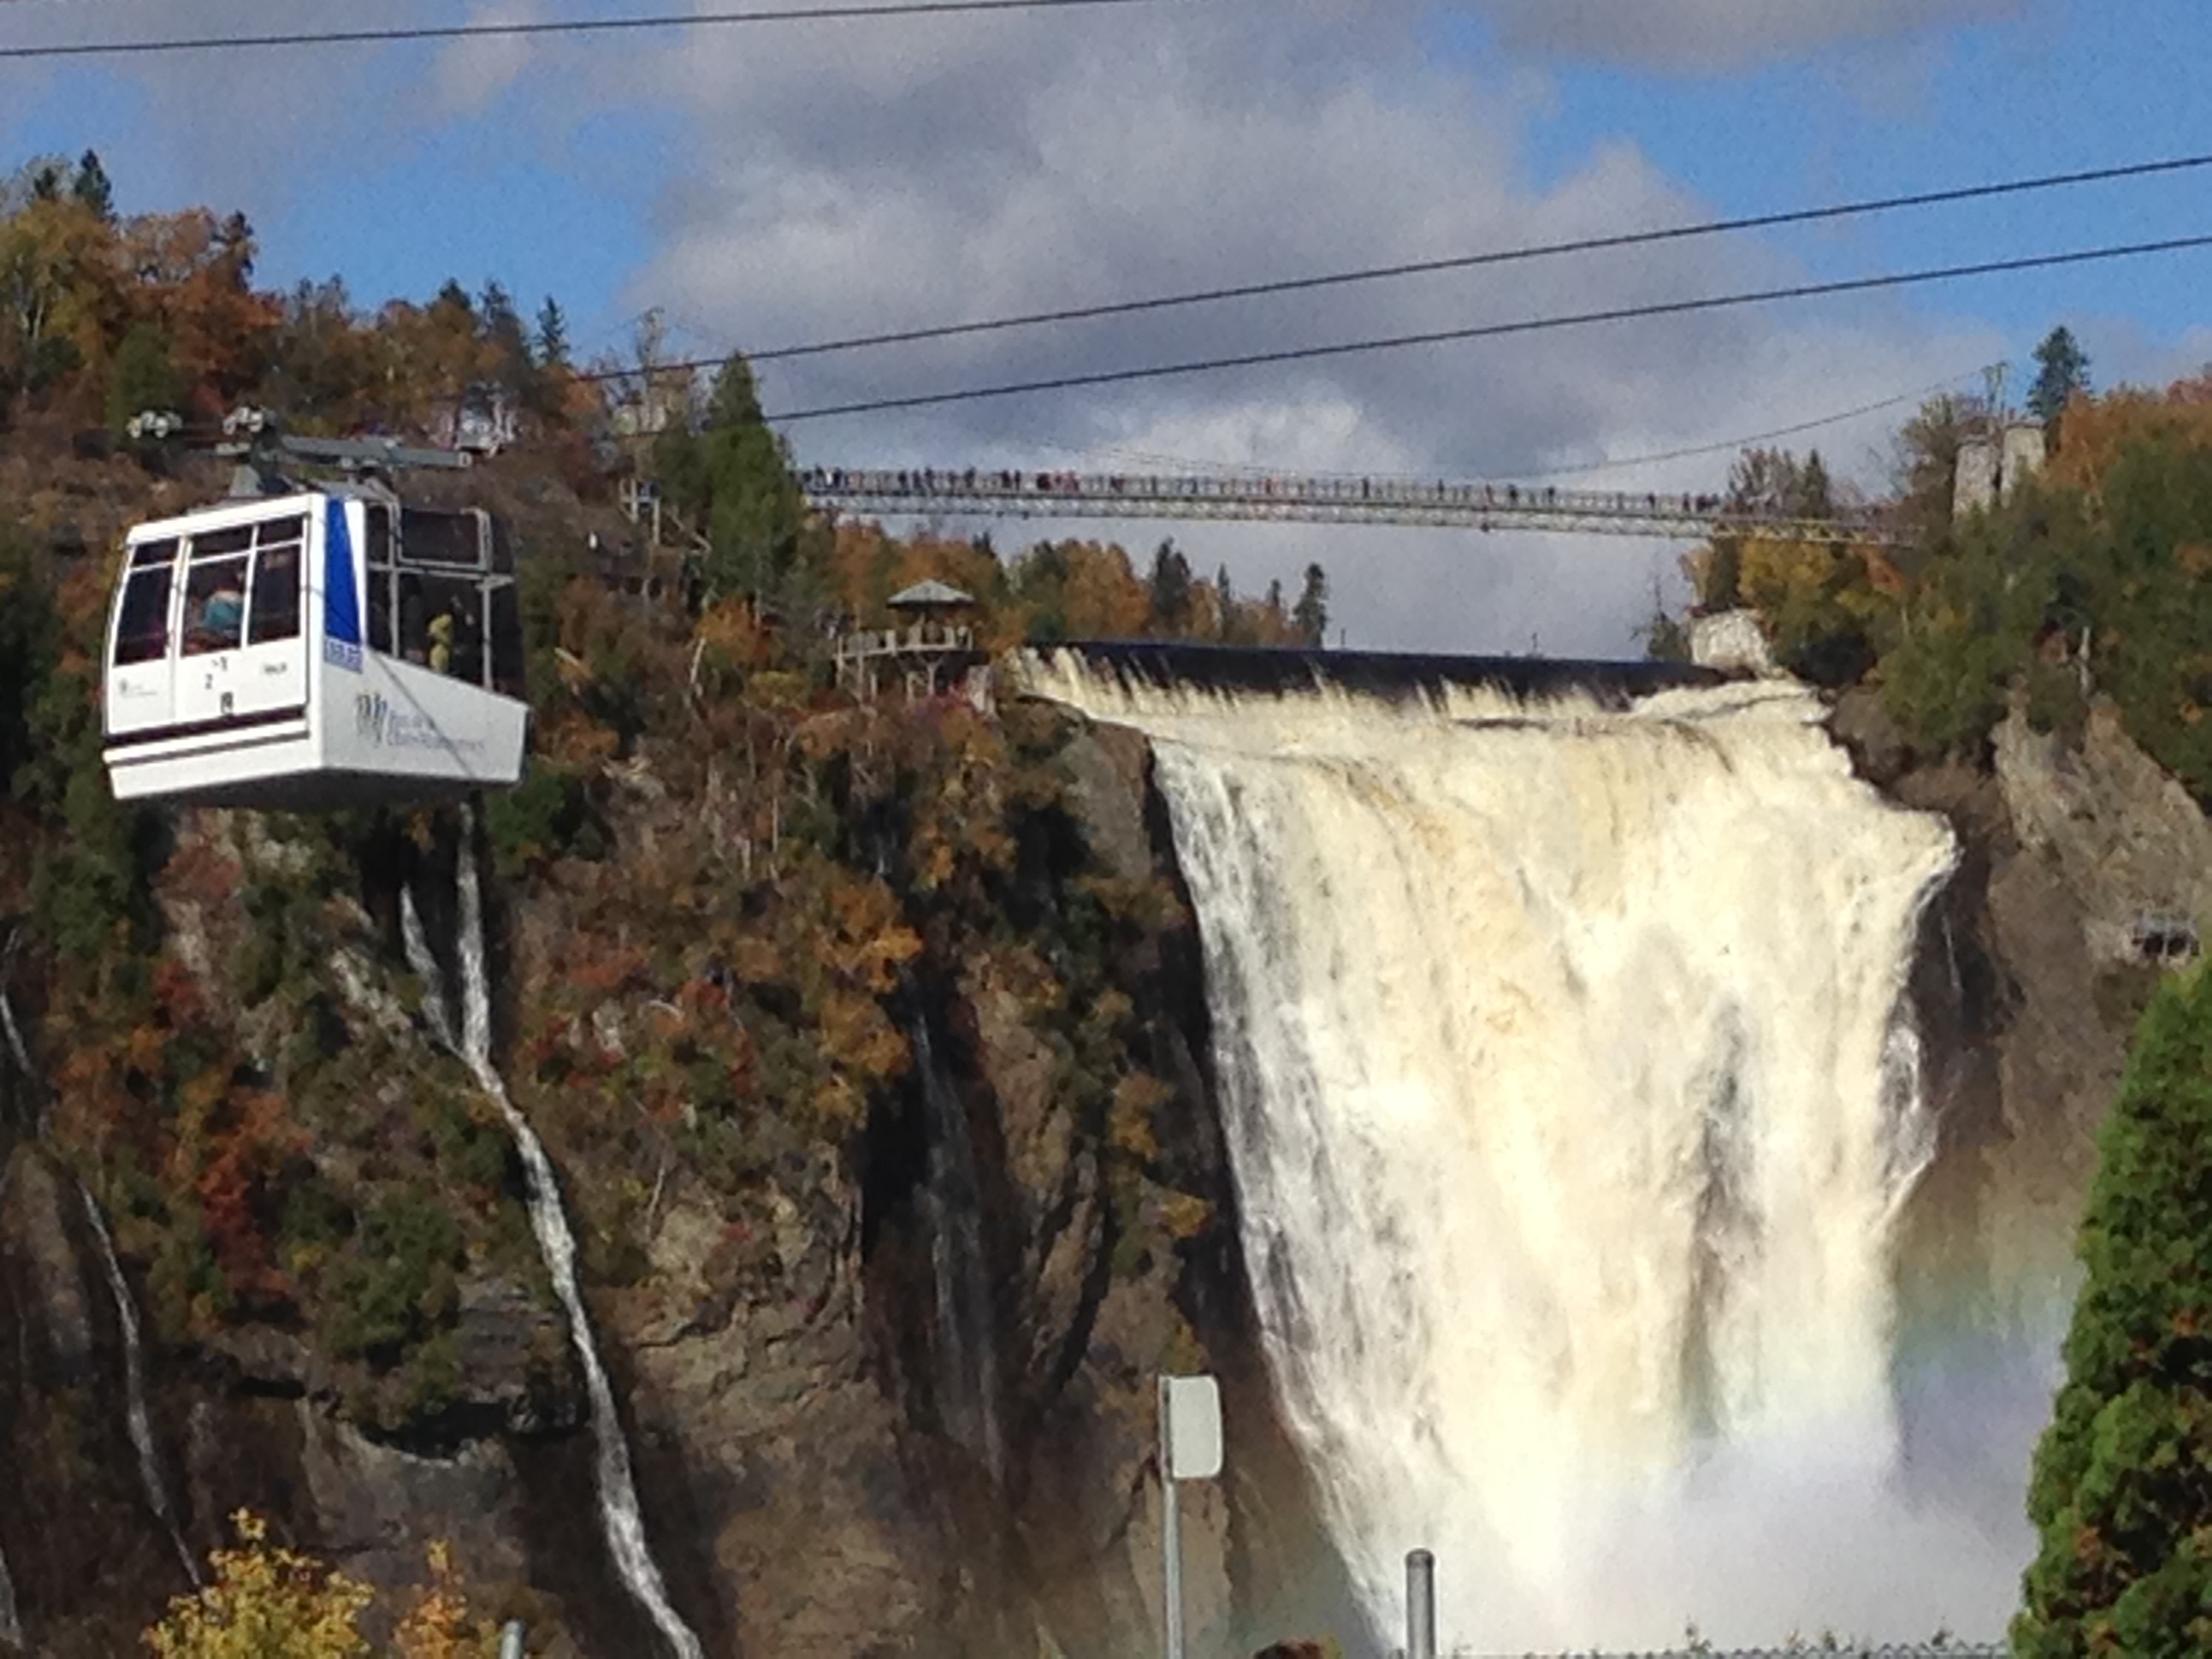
{"left": 0, "top": 703, "right": 1347, "bottom": 1657}
{"left": 6, "top": 668, "right": 2201, "bottom": 1656}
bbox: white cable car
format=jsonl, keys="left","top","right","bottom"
{"left": 103, "top": 463, "right": 531, "bottom": 811}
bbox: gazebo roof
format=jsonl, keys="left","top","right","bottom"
{"left": 887, "top": 579, "right": 975, "bottom": 611}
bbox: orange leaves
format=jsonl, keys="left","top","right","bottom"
{"left": 820, "top": 873, "right": 923, "bottom": 996}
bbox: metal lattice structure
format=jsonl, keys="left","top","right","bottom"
{"left": 801, "top": 467, "right": 1910, "bottom": 548}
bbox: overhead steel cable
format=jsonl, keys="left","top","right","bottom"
{"left": 722, "top": 152, "right": 2212, "bottom": 364}
{"left": 0, "top": 0, "right": 1160, "bottom": 59}
{"left": 757, "top": 230, "right": 2212, "bottom": 423}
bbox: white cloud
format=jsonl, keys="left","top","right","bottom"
{"left": 630, "top": 0, "right": 2002, "bottom": 653}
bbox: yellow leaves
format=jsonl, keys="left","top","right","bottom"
{"left": 146, "top": 1515, "right": 503, "bottom": 1658}
{"left": 1109, "top": 1071, "right": 1172, "bottom": 1162}
{"left": 390, "top": 1540, "right": 503, "bottom": 1659}
{"left": 146, "top": 1511, "right": 375, "bottom": 1658}
{"left": 1156, "top": 1192, "right": 1212, "bottom": 1243}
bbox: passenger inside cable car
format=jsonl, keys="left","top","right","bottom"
{"left": 103, "top": 478, "right": 531, "bottom": 812}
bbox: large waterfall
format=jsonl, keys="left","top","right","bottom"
{"left": 1032, "top": 664, "right": 2022, "bottom": 1651}
{"left": 403, "top": 837, "right": 704, "bottom": 1659}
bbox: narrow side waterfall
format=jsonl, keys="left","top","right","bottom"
{"left": 911, "top": 1017, "right": 1005, "bottom": 1479}
{"left": 1032, "top": 665, "right": 2017, "bottom": 1650}
{"left": 403, "top": 839, "right": 704, "bottom": 1659}
{"left": 0, "top": 1536, "right": 21, "bottom": 1650}
{"left": 79, "top": 1188, "right": 199, "bottom": 1586}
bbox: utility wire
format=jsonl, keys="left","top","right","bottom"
{"left": 1015, "top": 361, "right": 1998, "bottom": 485}
{"left": 760, "top": 231, "right": 2212, "bottom": 423}
{"left": 726, "top": 152, "right": 2212, "bottom": 364}
{"left": 0, "top": 0, "right": 1159, "bottom": 59}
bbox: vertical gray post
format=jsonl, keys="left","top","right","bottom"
{"left": 498, "top": 1619, "right": 526, "bottom": 1659}
{"left": 1406, "top": 1549, "right": 1437, "bottom": 1659}
{"left": 1161, "top": 1377, "right": 1185, "bottom": 1659}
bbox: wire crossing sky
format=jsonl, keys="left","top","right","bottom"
{"left": 737, "top": 152, "right": 2212, "bottom": 365}
{"left": 0, "top": 0, "right": 1165, "bottom": 59}
{"left": 760, "top": 232, "right": 2212, "bottom": 422}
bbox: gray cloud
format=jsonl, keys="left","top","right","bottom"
{"left": 1473, "top": 0, "right": 2022, "bottom": 72}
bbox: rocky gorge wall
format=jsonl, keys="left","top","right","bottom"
{"left": 0, "top": 701, "right": 1350, "bottom": 1658}
{"left": 3, "top": 665, "right": 2203, "bottom": 1657}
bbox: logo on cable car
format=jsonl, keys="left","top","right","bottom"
{"left": 356, "top": 692, "right": 391, "bottom": 745}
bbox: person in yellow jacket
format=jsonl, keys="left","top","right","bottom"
{"left": 428, "top": 608, "right": 455, "bottom": 675}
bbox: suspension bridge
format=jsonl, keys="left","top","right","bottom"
{"left": 799, "top": 466, "right": 1909, "bottom": 546}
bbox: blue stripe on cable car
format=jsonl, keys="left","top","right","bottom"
{"left": 324, "top": 497, "right": 363, "bottom": 673}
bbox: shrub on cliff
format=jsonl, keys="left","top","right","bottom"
{"left": 2013, "top": 964, "right": 2212, "bottom": 1656}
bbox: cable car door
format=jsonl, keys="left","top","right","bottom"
{"left": 173, "top": 512, "right": 309, "bottom": 733}
{"left": 107, "top": 536, "right": 182, "bottom": 739}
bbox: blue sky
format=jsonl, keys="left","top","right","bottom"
{"left": 3, "top": 0, "right": 2209, "bottom": 651}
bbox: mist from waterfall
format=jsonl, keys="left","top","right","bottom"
{"left": 403, "top": 832, "right": 704, "bottom": 1659}
{"left": 79, "top": 1188, "right": 199, "bottom": 1586}
{"left": 1030, "top": 664, "right": 2024, "bottom": 1651}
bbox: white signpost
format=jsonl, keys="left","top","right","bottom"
{"left": 1159, "top": 1374, "right": 1224, "bottom": 1659}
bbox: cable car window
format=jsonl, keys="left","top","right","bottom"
{"left": 113, "top": 556, "right": 176, "bottom": 666}
{"left": 247, "top": 518, "right": 305, "bottom": 646}
{"left": 182, "top": 531, "right": 252, "bottom": 656}
{"left": 401, "top": 508, "right": 486, "bottom": 569}
{"left": 130, "top": 536, "right": 178, "bottom": 573}
{"left": 400, "top": 573, "right": 485, "bottom": 682}
{"left": 365, "top": 504, "right": 395, "bottom": 654}
{"left": 489, "top": 583, "right": 525, "bottom": 697}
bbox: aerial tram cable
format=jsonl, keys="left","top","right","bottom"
{"left": 0, "top": 0, "right": 1162, "bottom": 59}
{"left": 100, "top": 411, "right": 531, "bottom": 812}
{"left": 758, "top": 229, "right": 2212, "bottom": 422}
{"left": 577, "top": 150, "right": 2212, "bottom": 379}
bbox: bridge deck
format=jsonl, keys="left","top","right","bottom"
{"left": 803, "top": 468, "right": 1906, "bottom": 546}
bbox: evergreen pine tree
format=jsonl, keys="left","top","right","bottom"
{"left": 70, "top": 150, "right": 114, "bottom": 220}
{"left": 1292, "top": 562, "right": 1328, "bottom": 646}
{"left": 2030, "top": 326, "right": 2092, "bottom": 438}
{"left": 1147, "top": 539, "right": 1193, "bottom": 634}
{"left": 534, "top": 297, "right": 569, "bottom": 369}
{"left": 2013, "top": 964, "right": 2212, "bottom": 1656}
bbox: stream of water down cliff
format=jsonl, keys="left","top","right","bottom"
{"left": 405, "top": 834, "right": 703, "bottom": 1659}
{"left": 1033, "top": 665, "right": 2026, "bottom": 1651}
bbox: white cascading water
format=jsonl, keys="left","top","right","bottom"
{"left": 403, "top": 842, "right": 705, "bottom": 1659}
{"left": 79, "top": 1187, "right": 200, "bottom": 1586}
{"left": 1030, "top": 662, "right": 2024, "bottom": 1651}
{"left": 0, "top": 1536, "right": 20, "bottom": 1650}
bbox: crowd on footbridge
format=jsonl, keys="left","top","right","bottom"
{"left": 800, "top": 466, "right": 1891, "bottom": 531}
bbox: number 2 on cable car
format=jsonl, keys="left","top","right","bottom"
{"left": 172, "top": 514, "right": 308, "bottom": 733}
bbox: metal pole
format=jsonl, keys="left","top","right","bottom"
{"left": 1161, "top": 1376, "right": 1185, "bottom": 1659}
{"left": 498, "top": 1619, "right": 526, "bottom": 1659}
{"left": 1406, "top": 1549, "right": 1436, "bottom": 1659}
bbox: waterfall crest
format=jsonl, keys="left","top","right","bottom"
{"left": 1037, "top": 667, "right": 2013, "bottom": 1649}
{"left": 79, "top": 1188, "right": 199, "bottom": 1586}
{"left": 404, "top": 835, "right": 704, "bottom": 1659}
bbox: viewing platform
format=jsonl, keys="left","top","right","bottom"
{"left": 832, "top": 579, "right": 988, "bottom": 702}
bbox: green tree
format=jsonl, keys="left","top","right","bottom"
{"left": 70, "top": 149, "right": 113, "bottom": 220}
{"left": 534, "top": 295, "right": 569, "bottom": 369}
{"left": 657, "top": 356, "right": 808, "bottom": 607}
{"left": 2030, "top": 325, "right": 2093, "bottom": 440}
{"left": 106, "top": 323, "right": 185, "bottom": 430}
{"left": 2014, "top": 964, "right": 2212, "bottom": 1657}
{"left": 1147, "top": 539, "right": 1192, "bottom": 633}
{"left": 1292, "top": 562, "right": 1328, "bottom": 646}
